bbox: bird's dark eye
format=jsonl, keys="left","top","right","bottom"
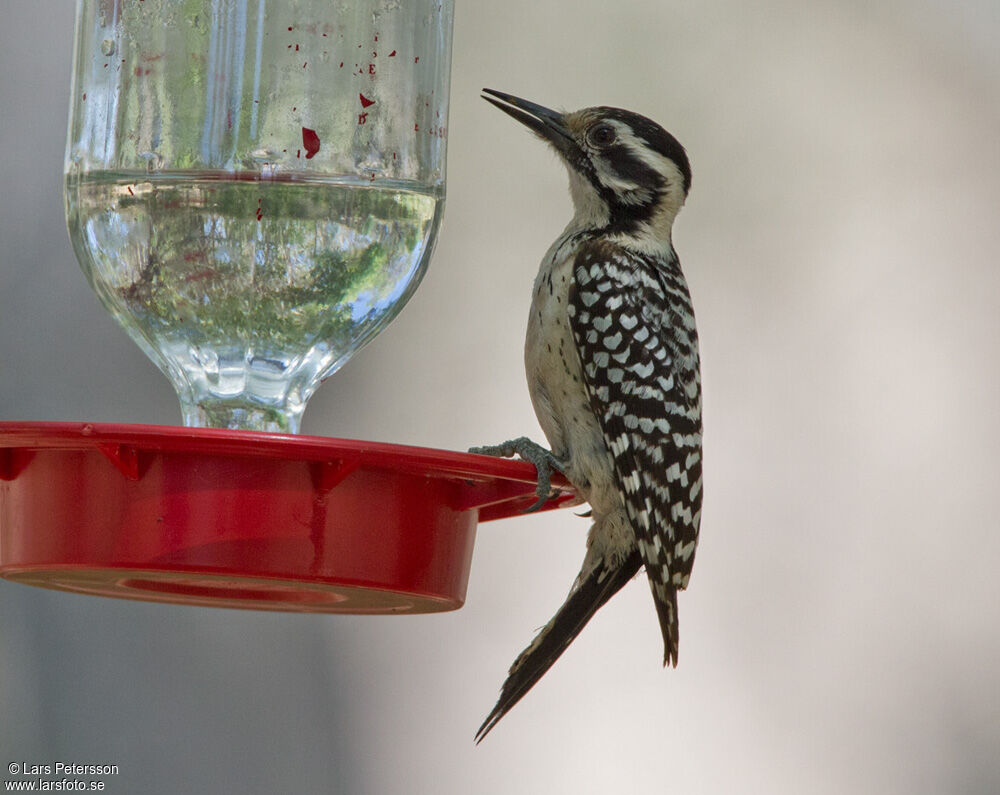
{"left": 587, "top": 123, "right": 616, "bottom": 148}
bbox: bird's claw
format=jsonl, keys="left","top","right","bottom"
{"left": 469, "top": 436, "right": 564, "bottom": 512}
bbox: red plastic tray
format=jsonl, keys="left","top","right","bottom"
{"left": 0, "top": 422, "right": 573, "bottom": 613}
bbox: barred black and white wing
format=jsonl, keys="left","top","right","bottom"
{"left": 567, "top": 239, "right": 703, "bottom": 666}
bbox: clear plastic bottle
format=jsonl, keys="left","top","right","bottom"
{"left": 65, "top": 0, "right": 454, "bottom": 432}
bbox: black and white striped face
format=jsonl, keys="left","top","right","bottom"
{"left": 482, "top": 90, "right": 691, "bottom": 245}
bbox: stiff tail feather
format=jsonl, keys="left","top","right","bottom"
{"left": 650, "top": 580, "right": 680, "bottom": 667}
{"left": 475, "top": 550, "right": 642, "bottom": 742}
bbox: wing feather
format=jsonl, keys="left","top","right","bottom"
{"left": 567, "top": 239, "right": 702, "bottom": 664}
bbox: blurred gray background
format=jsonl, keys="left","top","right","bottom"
{"left": 3, "top": 1, "right": 999, "bottom": 792}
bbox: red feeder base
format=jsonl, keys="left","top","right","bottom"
{"left": 0, "top": 422, "right": 573, "bottom": 614}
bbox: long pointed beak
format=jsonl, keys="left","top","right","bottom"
{"left": 481, "top": 88, "right": 576, "bottom": 155}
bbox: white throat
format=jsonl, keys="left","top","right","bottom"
{"left": 565, "top": 167, "right": 610, "bottom": 233}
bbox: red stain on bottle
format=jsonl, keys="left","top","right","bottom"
{"left": 302, "top": 127, "right": 320, "bottom": 159}
{"left": 388, "top": 50, "right": 396, "bottom": 57}
{"left": 359, "top": 93, "right": 375, "bottom": 108}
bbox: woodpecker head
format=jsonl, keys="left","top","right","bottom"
{"left": 482, "top": 88, "right": 691, "bottom": 249}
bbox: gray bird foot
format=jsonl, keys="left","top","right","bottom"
{"left": 469, "top": 436, "right": 564, "bottom": 512}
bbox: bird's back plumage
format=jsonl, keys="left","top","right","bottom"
{"left": 568, "top": 238, "right": 702, "bottom": 666}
